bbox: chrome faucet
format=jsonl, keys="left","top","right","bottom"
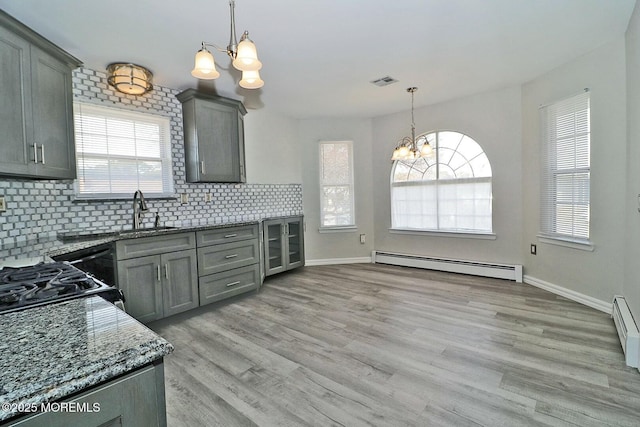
{"left": 132, "top": 190, "right": 149, "bottom": 229}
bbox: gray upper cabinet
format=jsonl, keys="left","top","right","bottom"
{"left": 0, "top": 10, "right": 81, "bottom": 179}
{"left": 177, "top": 89, "right": 247, "bottom": 183}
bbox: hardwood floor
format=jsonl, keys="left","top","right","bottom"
{"left": 148, "top": 264, "right": 640, "bottom": 426}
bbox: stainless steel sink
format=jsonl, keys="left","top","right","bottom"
{"left": 119, "top": 226, "right": 178, "bottom": 235}
{"left": 58, "top": 226, "right": 179, "bottom": 243}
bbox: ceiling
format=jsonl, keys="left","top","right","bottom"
{"left": 0, "top": 0, "right": 636, "bottom": 119}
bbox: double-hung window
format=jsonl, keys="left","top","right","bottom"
{"left": 73, "top": 103, "right": 174, "bottom": 199}
{"left": 540, "top": 90, "right": 590, "bottom": 243}
{"left": 319, "top": 141, "right": 355, "bottom": 229}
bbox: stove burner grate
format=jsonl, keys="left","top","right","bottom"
{"left": 0, "top": 262, "right": 108, "bottom": 312}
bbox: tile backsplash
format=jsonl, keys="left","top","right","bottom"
{"left": 0, "top": 68, "right": 302, "bottom": 245}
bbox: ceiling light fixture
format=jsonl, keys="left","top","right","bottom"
{"left": 391, "top": 87, "right": 433, "bottom": 161}
{"left": 106, "top": 63, "right": 153, "bottom": 95}
{"left": 191, "top": 0, "right": 263, "bottom": 89}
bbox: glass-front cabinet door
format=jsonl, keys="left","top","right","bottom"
{"left": 263, "top": 216, "right": 305, "bottom": 277}
{"left": 285, "top": 217, "right": 304, "bottom": 270}
{"left": 264, "top": 220, "right": 285, "bottom": 276}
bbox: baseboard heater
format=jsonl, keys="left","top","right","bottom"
{"left": 373, "top": 251, "right": 523, "bottom": 282}
{"left": 611, "top": 296, "right": 640, "bottom": 368}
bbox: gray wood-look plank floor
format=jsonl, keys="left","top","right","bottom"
{"left": 148, "top": 264, "right": 640, "bottom": 426}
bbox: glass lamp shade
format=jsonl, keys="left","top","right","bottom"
{"left": 107, "top": 63, "right": 153, "bottom": 95}
{"left": 191, "top": 48, "right": 220, "bottom": 79}
{"left": 420, "top": 142, "right": 433, "bottom": 157}
{"left": 232, "top": 34, "right": 262, "bottom": 71}
{"left": 239, "top": 69, "right": 264, "bottom": 89}
{"left": 397, "top": 145, "right": 410, "bottom": 159}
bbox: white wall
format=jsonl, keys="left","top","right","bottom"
{"left": 244, "top": 109, "right": 301, "bottom": 184}
{"left": 371, "top": 86, "right": 524, "bottom": 265}
{"left": 625, "top": 2, "right": 640, "bottom": 321}
{"left": 299, "top": 118, "right": 375, "bottom": 262}
{"left": 521, "top": 37, "right": 627, "bottom": 304}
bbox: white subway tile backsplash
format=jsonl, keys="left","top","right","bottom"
{"left": 0, "top": 67, "right": 302, "bottom": 245}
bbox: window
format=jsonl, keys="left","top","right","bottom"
{"left": 73, "top": 103, "right": 173, "bottom": 199}
{"left": 319, "top": 141, "right": 355, "bottom": 228}
{"left": 540, "top": 90, "right": 590, "bottom": 242}
{"left": 391, "top": 131, "right": 492, "bottom": 232}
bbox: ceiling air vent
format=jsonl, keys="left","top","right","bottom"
{"left": 370, "top": 76, "right": 398, "bottom": 87}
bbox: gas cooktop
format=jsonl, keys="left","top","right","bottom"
{"left": 0, "top": 261, "right": 123, "bottom": 313}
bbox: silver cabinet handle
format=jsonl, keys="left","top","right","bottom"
{"left": 225, "top": 254, "right": 238, "bottom": 259}
{"left": 164, "top": 264, "right": 169, "bottom": 279}
{"left": 200, "top": 161, "right": 206, "bottom": 174}
{"left": 33, "top": 143, "right": 38, "bottom": 164}
{"left": 224, "top": 233, "right": 238, "bottom": 238}
{"left": 40, "top": 145, "right": 45, "bottom": 164}
{"left": 225, "top": 281, "right": 240, "bottom": 288}
{"left": 156, "top": 265, "right": 161, "bottom": 282}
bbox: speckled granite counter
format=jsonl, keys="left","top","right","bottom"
{"left": 0, "top": 220, "right": 261, "bottom": 264}
{"left": 0, "top": 296, "right": 174, "bottom": 421}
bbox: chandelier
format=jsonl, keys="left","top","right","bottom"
{"left": 191, "top": 1, "right": 264, "bottom": 89}
{"left": 391, "top": 87, "right": 433, "bottom": 161}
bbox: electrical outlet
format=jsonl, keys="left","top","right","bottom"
{"left": 360, "top": 234, "right": 366, "bottom": 244}
{"left": 180, "top": 193, "right": 189, "bottom": 204}
{"left": 530, "top": 244, "right": 537, "bottom": 255}
{"left": 205, "top": 192, "right": 212, "bottom": 203}
{"left": 0, "top": 196, "right": 5, "bottom": 212}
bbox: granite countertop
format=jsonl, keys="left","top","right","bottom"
{"left": 0, "top": 219, "right": 264, "bottom": 263}
{"left": 0, "top": 296, "right": 174, "bottom": 421}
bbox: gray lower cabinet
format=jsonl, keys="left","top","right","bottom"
{"left": 196, "top": 224, "right": 261, "bottom": 305}
{"left": 177, "top": 89, "right": 247, "bottom": 183}
{"left": 199, "top": 264, "right": 261, "bottom": 306}
{"left": 11, "top": 362, "right": 167, "bottom": 427}
{"left": 264, "top": 216, "right": 305, "bottom": 276}
{"left": 116, "top": 233, "right": 198, "bottom": 323}
{"left": 0, "top": 10, "right": 80, "bottom": 179}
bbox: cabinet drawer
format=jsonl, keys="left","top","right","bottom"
{"left": 116, "top": 232, "right": 196, "bottom": 260}
{"left": 197, "top": 239, "right": 259, "bottom": 275}
{"left": 196, "top": 224, "right": 259, "bottom": 247}
{"left": 199, "top": 264, "right": 260, "bottom": 305}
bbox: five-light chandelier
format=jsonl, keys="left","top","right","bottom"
{"left": 191, "top": 0, "right": 264, "bottom": 89}
{"left": 391, "top": 87, "right": 433, "bottom": 161}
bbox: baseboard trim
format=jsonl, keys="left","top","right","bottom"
{"left": 523, "top": 275, "right": 612, "bottom": 313}
{"left": 305, "top": 257, "right": 372, "bottom": 266}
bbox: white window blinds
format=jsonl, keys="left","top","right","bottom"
{"left": 74, "top": 103, "right": 174, "bottom": 199}
{"left": 319, "top": 141, "right": 355, "bottom": 228}
{"left": 540, "top": 90, "right": 590, "bottom": 241}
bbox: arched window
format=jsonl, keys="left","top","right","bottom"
{"left": 391, "top": 131, "right": 492, "bottom": 232}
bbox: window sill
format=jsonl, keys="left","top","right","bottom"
{"left": 537, "top": 234, "right": 594, "bottom": 252}
{"left": 319, "top": 226, "right": 358, "bottom": 233}
{"left": 389, "top": 228, "right": 497, "bottom": 240}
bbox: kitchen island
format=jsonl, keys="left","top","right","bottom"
{"left": 0, "top": 296, "right": 173, "bottom": 426}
